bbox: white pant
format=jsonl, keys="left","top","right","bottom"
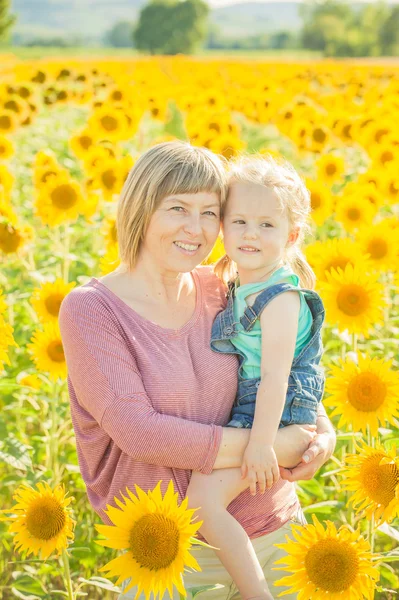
{"left": 117, "top": 507, "right": 306, "bottom": 600}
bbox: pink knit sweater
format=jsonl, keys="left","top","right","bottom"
{"left": 59, "top": 266, "right": 299, "bottom": 539}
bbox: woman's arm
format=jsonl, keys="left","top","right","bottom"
{"left": 59, "top": 290, "right": 222, "bottom": 475}
{"left": 212, "top": 423, "right": 317, "bottom": 470}
{"left": 279, "top": 402, "right": 336, "bottom": 481}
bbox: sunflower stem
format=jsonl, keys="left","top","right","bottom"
{"left": 49, "top": 381, "right": 59, "bottom": 481}
{"left": 62, "top": 224, "right": 70, "bottom": 283}
{"left": 61, "top": 548, "right": 75, "bottom": 600}
{"left": 352, "top": 333, "right": 357, "bottom": 354}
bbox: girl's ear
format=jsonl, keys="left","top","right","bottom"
{"left": 287, "top": 226, "right": 300, "bottom": 246}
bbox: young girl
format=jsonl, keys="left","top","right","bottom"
{"left": 186, "top": 154, "right": 325, "bottom": 600}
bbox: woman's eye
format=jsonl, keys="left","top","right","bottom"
{"left": 204, "top": 211, "right": 218, "bottom": 217}
{"left": 171, "top": 206, "right": 185, "bottom": 212}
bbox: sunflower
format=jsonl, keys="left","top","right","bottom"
{"left": 355, "top": 220, "right": 398, "bottom": 272}
{"left": 0, "top": 164, "right": 14, "bottom": 195}
{"left": 90, "top": 160, "right": 125, "bottom": 201}
{"left": 341, "top": 439, "right": 399, "bottom": 525}
{"left": 0, "top": 317, "right": 18, "bottom": 371}
{"left": 31, "top": 279, "right": 76, "bottom": 323}
{"left": 17, "top": 372, "right": 41, "bottom": 389}
{"left": 272, "top": 514, "right": 379, "bottom": 599}
{"left": 96, "top": 480, "right": 203, "bottom": 599}
{"left": 88, "top": 106, "right": 130, "bottom": 142}
{"left": 0, "top": 109, "right": 19, "bottom": 134}
{"left": 305, "top": 238, "right": 369, "bottom": 284}
{"left": 69, "top": 128, "right": 95, "bottom": 159}
{"left": 308, "top": 124, "right": 332, "bottom": 153}
{"left": 0, "top": 482, "right": 74, "bottom": 559}
{"left": 0, "top": 197, "right": 17, "bottom": 224}
{"left": 99, "top": 243, "right": 121, "bottom": 276}
{"left": 35, "top": 175, "right": 85, "bottom": 226}
{"left": 0, "top": 135, "right": 14, "bottom": 161}
{"left": 335, "top": 191, "right": 376, "bottom": 233}
{"left": 101, "top": 214, "right": 118, "bottom": 247}
{"left": 207, "top": 134, "right": 246, "bottom": 160}
{"left": 306, "top": 179, "right": 333, "bottom": 227}
{"left": 0, "top": 218, "right": 34, "bottom": 254}
{"left": 316, "top": 154, "right": 345, "bottom": 184}
{"left": 320, "top": 264, "right": 385, "bottom": 337}
{"left": 324, "top": 354, "right": 399, "bottom": 436}
{"left": 27, "top": 322, "right": 67, "bottom": 381}
{"left": 370, "top": 141, "right": 397, "bottom": 169}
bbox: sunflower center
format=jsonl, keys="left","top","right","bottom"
{"left": 129, "top": 513, "right": 180, "bottom": 570}
{"left": 26, "top": 497, "right": 66, "bottom": 540}
{"left": 313, "top": 128, "right": 327, "bottom": 143}
{"left": 305, "top": 538, "right": 359, "bottom": 592}
{"left": 381, "top": 150, "right": 393, "bottom": 164}
{"left": 44, "top": 293, "right": 64, "bottom": 317}
{"left": 325, "top": 163, "right": 337, "bottom": 176}
{"left": 79, "top": 135, "right": 92, "bottom": 150}
{"left": 347, "top": 372, "right": 386, "bottom": 411}
{"left": 347, "top": 207, "right": 360, "bottom": 221}
{"left": 100, "top": 115, "right": 118, "bottom": 132}
{"left": 47, "top": 340, "right": 65, "bottom": 363}
{"left": 51, "top": 184, "right": 78, "bottom": 209}
{"left": 367, "top": 238, "right": 388, "bottom": 260}
{"left": 0, "top": 144, "right": 6, "bottom": 155}
{"left": 337, "top": 284, "right": 369, "bottom": 316}
{"left": 0, "top": 115, "right": 12, "bottom": 131}
{"left": 311, "top": 192, "right": 321, "bottom": 210}
{"left": 360, "top": 454, "right": 399, "bottom": 506}
{"left": 101, "top": 169, "right": 117, "bottom": 190}
{"left": 0, "top": 223, "right": 22, "bottom": 253}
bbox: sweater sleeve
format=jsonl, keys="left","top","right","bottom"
{"left": 58, "top": 288, "right": 222, "bottom": 474}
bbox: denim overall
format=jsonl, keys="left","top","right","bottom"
{"left": 210, "top": 282, "right": 325, "bottom": 429}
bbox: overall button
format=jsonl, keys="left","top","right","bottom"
{"left": 224, "top": 326, "right": 233, "bottom": 335}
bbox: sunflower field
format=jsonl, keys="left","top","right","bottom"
{"left": 0, "top": 53, "right": 398, "bottom": 600}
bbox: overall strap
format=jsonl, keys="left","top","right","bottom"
{"left": 240, "top": 282, "right": 324, "bottom": 332}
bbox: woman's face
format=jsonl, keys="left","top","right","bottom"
{"left": 140, "top": 191, "right": 221, "bottom": 274}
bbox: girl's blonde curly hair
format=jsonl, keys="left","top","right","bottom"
{"left": 215, "top": 153, "right": 316, "bottom": 290}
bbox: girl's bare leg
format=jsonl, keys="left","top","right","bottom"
{"left": 186, "top": 469, "right": 274, "bottom": 600}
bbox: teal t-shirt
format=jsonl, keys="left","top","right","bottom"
{"left": 231, "top": 265, "right": 313, "bottom": 379}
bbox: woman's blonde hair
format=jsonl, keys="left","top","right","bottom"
{"left": 117, "top": 141, "right": 228, "bottom": 272}
{"left": 215, "top": 153, "right": 316, "bottom": 289}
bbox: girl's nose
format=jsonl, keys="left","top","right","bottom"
{"left": 243, "top": 225, "right": 258, "bottom": 240}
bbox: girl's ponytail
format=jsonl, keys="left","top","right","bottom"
{"left": 214, "top": 253, "right": 237, "bottom": 286}
{"left": 287, "top": 245, "right": 316, "bottom": 290}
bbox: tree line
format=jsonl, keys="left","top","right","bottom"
{"left": 1, "top": 0, "right": 399, "bottom": 57}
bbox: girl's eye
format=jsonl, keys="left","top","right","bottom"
{"left": 233, "top": 219, "right": 245, "bottom": 224}
{"left": 261, "top": 222, "right": 273, "bottom": 228}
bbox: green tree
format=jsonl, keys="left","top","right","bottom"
{"left": 0, "top": 0, "right": 16, "bottom": 44}
{"left": 299, "top": 0, "right": 353, "bottom": 54}
{"left": 104, "top": 21, "right": 135, "bottom": 48}
{"left": 134, "top": 0, "right": 209, "bottom": 55}
{"left": 379, "top": 5, "right": 399, "bottom": 55}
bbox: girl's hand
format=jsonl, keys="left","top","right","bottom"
{"left": 241, "top": 440, "right": 280, "bottom": 495}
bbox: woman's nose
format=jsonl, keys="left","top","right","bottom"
{"left": 184, "top": 215, "right": 202, "bottom": 237}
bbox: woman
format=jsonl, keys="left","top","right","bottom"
{"left": 59, "top": 141, "right": 336, "bottom": 600}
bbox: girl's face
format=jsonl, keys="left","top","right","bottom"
{"left": 223, "top": 181, "right": 299, "bottom": 281}
{"left": 140, "top": 191, "right": 221, "bottom": 275}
